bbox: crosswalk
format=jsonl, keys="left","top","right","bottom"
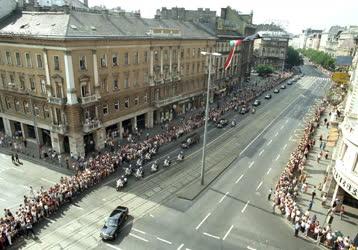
{"left": 296, "top": 76, "right": 330, "bottom": 90}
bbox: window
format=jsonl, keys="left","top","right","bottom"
{"left": 144, "top": 51, "right": 148, "bottom": 63}
{"left": 134, "top": 96, "right": 139, "bottom": 106}
{"left": 103, "top": 104, "right": 108, "bottom": 115}
{"left": 19, "top": 76, "right": 25, "bottom": 89}
{"left": 36, "top": 54, "right": 43, "bottom": 68}
{"left": 101, "top": 78, "right": 108, "bottom": 92}
{"left": 197, "top": 63, "right": 200, "bottom": 73}
{"left": 34, "top": 105, "right": 40, "bottom": 117}
{"left": 43, "top": 106, "right": 50, "bottom": 118}
{"left": 114, "top": 100, "right": 120, "bottom": 111}
{"left": 79, "top": 56, "right": 87, "bottom": 70}
{"left": 124, "top": 97, "right": 129, "bottom": 108}
{"left": 15, "top": 52, "right": 21, "bottom": 66}
{"left": 144, "top": 72, "right": 148, "bottom": 83}
{"left": 40, "top": 79, "right": 46, "bottom": 94}
{"left": 144, "top": 93, "right": 148, "bottom": 103}
{"left": 113, "top": 78, "right": 119, "bottom": 90}
{"left": 164, "top": 50, "right": 168, "bottom": 61}
{"left": 134, "top": 52, "right": 139, "bottom": 64}
{"left": 192, "top": 64, "right": 195, "bottom": 74}
{"left": 181, "top": 49, "right": 184, "bottom": 59}
{"left": 124, "top": 75, "right": 129, "bottom": 89}
{"left": 15, "top": 99, "right": 20, "bottom": 111}
{"left": 112, "top": 54, "right": 118, "bottom": 66}
{"left": 5, "top": 98, "right": 11, "bottom": 109}
{"left": 54, "top": 56, "right": 60, "bottom": 70}
{"left": 186, "top": 64, "right": 189, "bottom": 74}
{"left": 29, "top": 77, "right": 35, "bottom": 91}
{"left": 100, "top": 54, "right": 107, "bottom": 67}
{"left": 154, "top": 51, "right": 159, "bottom": 62}
{"left": 124, "top": 52, "right": 129, "bottom": 65}
{"left": 25, "top": 53, "right": 32, "bottom": 68}
{"left": 192, "top": 48, "right": 196, "bottom": 57}
{"left": 81, "top": 82, "right": 89, "bottom": 97}
{"left": 24, "top": 101, "right": 29, "bottom": 113}
{"left": 6, "top": 51, "right": 12, "bottom": 65}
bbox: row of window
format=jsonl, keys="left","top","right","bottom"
{"left": 0, "top": 72, "right": 47, "bottom": 94}
{"left": 4, "top": 97, "right": 50, "bottom": 118}
{"left": 102, "top": 95, "right": 148, "bottom": 115}
{"left": 0, "top": 51, "right": 45, "bottom": 69}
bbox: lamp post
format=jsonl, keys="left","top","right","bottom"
{"left": 200, "top": 51, "right": 222, "bottom": 185}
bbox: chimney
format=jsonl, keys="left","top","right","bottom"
{"left": 83, "top": 0, "right": 88, "bottom": 7}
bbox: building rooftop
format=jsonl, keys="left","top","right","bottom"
{"left": 0, "top": 9, "right": 216, "bottom": 40}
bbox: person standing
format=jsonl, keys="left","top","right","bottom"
{"left": 311, "top": 189, "right": 316, "bottom": 201}
{"left": 294, "top": 221, "right": 300, "bottom": 237}
{"left": 268, "top": 188, "right": 272, "bottom": 201}
{"left": 308, "top": 200, "right": 314, "bottom": 211}
{"left": 340, "top": 205, "right": 345, "bottom": 220}
{"left": 11, "top": 153, "right": 15, "bottom": 164}
{"left": 15, "top": 153, "right": 19, "bottom": 164}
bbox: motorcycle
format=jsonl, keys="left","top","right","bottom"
{"left": 136, "top": 158, "right": 143, "bottom": 167}
{"left": 144, "top": 152, "right": 151, "bottom": 161}
{"left": 124, "top": 164, "right": 132, "bottom": 176}
{"left": 134, "top": 167, "right": 143, "bottom": 180}
{"left": 116, "top": 176, "right": 127, "bottom": 191}
{"left": 163, "top": 157, "right": 171, "bottom": 168}
{"left": 231, "top": 120, "right": 237, "bottom": 127}
{"left": 251, "top": 108, "right": 256, "bottom": 114}
{"left": 151, "top": 161, "right": 159, "bottom": 173}
{"left": 177, "top": 152, "right": 184, "bottom": 162}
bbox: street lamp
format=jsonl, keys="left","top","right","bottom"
{"left": 200, "top": 51, "right": 222, "bottom": 185}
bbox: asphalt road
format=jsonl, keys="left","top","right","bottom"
{"left": 13, "top": 65, "right": 331, "bottom": 250}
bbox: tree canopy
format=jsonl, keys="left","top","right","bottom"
{"left": 298, "top": 48, "right": 335, "bottom": 71}
{"left": 256, "top": 64, "right": 274, "bottom": 76}
{"left": 285, "top": 46, "right": 303, "bottom": 69}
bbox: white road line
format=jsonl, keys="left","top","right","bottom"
{"left": 106, "top": 243, "right": 122, "bottom": 250}
{"left": 106, "top": 244, "right": 123, "bottom": 250}
{"left": 149, "top": 214, "right": 154, "bottom": 218}
{"left": 219, "top": 192, "right": 229, "bottom": 203}
{"left": 248, "top": 161, "right": 254, "bottom": 169}
{"left": 275, "top": 154, "right": 280, "bottom": 161}
{"left": 259, "top": 150, "right": 264, "bottom": 156}
{"left": 280, "top": 125, "right": 285, "bottom": 130}
{"left": 133, "top": 228, "right": 146, "bottom": 234}
{"left": 238, "top": 94, "right": 303, "bottom": 156}
{"left": 283, "top": 144, "right": 287, "bottom": 150}
{"left": 203, "top": 232, "right": 221, "bottom": 240}
{"left": 40, "top": 178, "right": 56, "bottom": 185}
{"left": 267, "top": 139, "right": 272, "bottom": 146}
{"left": 157, "top": 237, "right": 172, "bottom": 245}
{"left": 0, "top": 198, "right": 6, "bottom": 202}
{"left": 177, "top": 243, "right": 184, "bottom": 250}
{"left": 274, "top": 132, "right": 279, "bottom": 137}
{"left": 223, "top": 225, "right": 234, "bottom": 241}
{"left": 256, "top": 181, "right": 263, "bottom": 191}
{"left": 241, "top": 200, "right": 250, "bottom": 213}
{"left": 129, "top": 233, "right": 149, "bottom": 242}
{"left": 247, "top": 246, "right": 256, "bottom": 250}
{"left": 266, "top": 168, "right": 271, "bottom": 175}
{"left": 235, "top": 174, "right": 244, "bottom": 184}
{"left": 195, "top": 213, "right": 211, "bottom": 230}
{"left": 185, "top": 248, "right": 192, "bottom": 250}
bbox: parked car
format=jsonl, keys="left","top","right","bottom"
{"left": 280, "top": 85, "right": 286, "bottom": 89}
{"left": 100, "top": 206, "right": 129, "bottom": 241}
{"left": 265, "top": 94, "right": 272, "bottom": 99}
{"left": 253, "top": 100, "right": 261, "bottom": 106}
{"left": 216, "top": 118, "right": 229, "bottom": 128}
{"left": 273, "top": 89, "right": 280, "bottom": 93}
{"left": 181, "top": 133, "right": 200, "bottom": 149}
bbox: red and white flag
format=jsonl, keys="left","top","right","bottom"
{"left": 224, "top": 39, "right": 242, "bottom": 70}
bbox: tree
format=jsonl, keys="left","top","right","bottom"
{"left": 299, "top": 48, "right": 335, "bottom": 71}
{"left": 256, "top": 64, "right": 274, "bottom": 76}
{"left": 286, "top": 46, "right": 303, "bottom": 69}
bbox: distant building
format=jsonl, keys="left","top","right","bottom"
{"left": 253, "top": 31, "right": 290, "bottom": 71}
{"left": 306, "top": 33, "right": 322, "bottom": 50}
{"left": 35, "top": 0, "right": 88, "bottom": 8}
{"left": 319, "top": 26, "right": 345, "bottom": 56}
{"left": 336, "top": 26, "right": 358, "bottom": 57}
{"left": 298, "top": 28, "right": 323, "bottom": 49}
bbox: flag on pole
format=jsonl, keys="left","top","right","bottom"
{"left": 224, "top": 39, "right": 242, "bottom": 70}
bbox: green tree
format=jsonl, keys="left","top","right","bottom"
{"left": 256, "top": 64, "right": 274, "bottom": 76}
{"left": 299, "top": 48, "right": 335, "bottom": 71}
{"left": 286, "top": 46, "right": 303, "bottom": 69}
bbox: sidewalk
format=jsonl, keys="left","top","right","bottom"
{"left": 296, "top": 107, "right": 358, "bottom": 244}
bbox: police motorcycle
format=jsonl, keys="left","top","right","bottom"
{"left": 251, "top": 108, "right": 256, "bottom": 114}
{"left": 151, "top": 160, "right": 159, "bottom": 173}
{"left": 144, "top": 152, "right": 151, "bottom": 161}
{"left": 177, "top": 151, "right": 184, "bottom": 162}
{"left": 124, "top": 164, "right": 133, "bottom": 177}
{"left": 116, "top": 176, "right": 128, "bottom": 191}
{"left": 230, "top": 120, "right": 237, "bottom": 127}
{"left": 163, "top": 156, "right": 171, "bottom": 168}
{"left": 136, "top": 157, "right": 143, "bottom": 167}
{"left": 134, "top": 166, "right": 144, "bottom": 180}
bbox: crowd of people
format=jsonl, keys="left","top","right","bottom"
{"left": 271, "top": 100, "right": 357, "bottom": 249}
{"left": 0, "top": 73, "right": 292, "bottom": 249}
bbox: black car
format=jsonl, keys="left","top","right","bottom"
{"left": 181, "top": 133, "right": 200, "bottom": 149}
{"left": 273, "top": 89, "right": 280, "bottom": 93}
{"left": 216, "top": 119, "right": 228, "bottom": 128}
{"left": 253, "top": 100, "right": 261, "bottom": 106}
{"left": 100, "top": 206, "right": 129, "bottom": 240}
{"left": 265, "top": 94, "right": 272, "bottom": 99}
{"left": 280, "top": 85, "right": 286, "bottom": 89}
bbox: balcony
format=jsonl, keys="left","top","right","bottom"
{"left": 80, "top": 94, "right": 99, "bottom": 105}
{"left": 48, "top": 96, "right": 67, "bottom": 105}
{"left": 83, "top": 120, "right": 102, "bottom": 133}
{"left": 51, "top": 124, "right": 68, "bottom": 134}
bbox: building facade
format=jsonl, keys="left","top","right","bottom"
{"left": 0, "top": 7, "right": 216, "bottom": 157}
{"left": 253, "top": 31, "right": 289, "bottom": 71}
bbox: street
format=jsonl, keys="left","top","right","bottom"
{"left": 10, "top": 65, "right": 331, "bottom": 250}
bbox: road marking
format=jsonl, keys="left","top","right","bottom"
{"left": 105, "top": 244, "right": 123, "bottom": 250}
{"left": 285, "top": 119, "right": 289, "bottom": 124}
{"left": 223, "top": 225, "right": 234, "bottom": 241}
{"left": 280, "top": 125, "right": 284, "bottom": 130}
{"left": 41, "top": 178, "right": 56, "bottom": 185}
{"left": 219, "top": 192, "right": 229, "bottom": 203}
{"left": 266, "top": 168, "right": 271, "bottom": 175}
{"left": 195, "top": 213, "right": 211, "bottom": 230}
{"left": 267, "top": 139, "right": 272, "bottom": 146}
{"left": 259, "top": 150, "right": 264, "bottom": 156}
{"left": 129, "top": 233, "right": 149, "bottom": 242}
{"left": 203, "top": 232, "right": 220, "bottom": 240}
{"left": 274, "top": 132, "right": 279, "bottom": 137}
{"left": 248, "top": 161, "right": 254, "bottom": 169}
{"left": 177, "top": 243, "right": 184, "bottom": 250}
{"left": 133, "top": 228, "right": 146, "bottom": 234}
{"left": 256, "top": 181, "right": 263, "bottom": 191}
{"left": 149, "top": 214, "right": 154, "bottom": 218}
{"left": 241, "top": 200, "right": 250, "bottom": 213}
{"left": 73, "top": 206, "right": 84, "bottom": 210}
{"left": 275, "top": 154, "right": 280, "bottom": 161}
{"left": 247, "top": 246, "right": 256, "bottom": 250}
{"left": 157, "top": 237, "right": 172, "bottom": 245}
{"left": 0, "top": 198, "right": 6, "bottom": 202}
{"left": 235, "top": 174, "right": 244, "bottom": 184}
{"left": 283, "top": 144, "right": 287, "bottom": 150}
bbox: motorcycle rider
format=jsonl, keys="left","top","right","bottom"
{"left": 252, "top": 107, "right": 256, "bottom": 114}
{"left": 177, "top": 151, "right": 184, "bottom": 161}
{"left": 124, "top": 164, "right": 132, "bottom": 176}
{"left": 164, "top": 156, "right": 171, "bottom": 167}
{"left": 135, "top": 167, "right": 143, "bottom": 179}
{"left": 231, "top": 120, "right": 236, "bottom": 127}
{"left": 151, "top": 160, "right": 158, "bottom": 172}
